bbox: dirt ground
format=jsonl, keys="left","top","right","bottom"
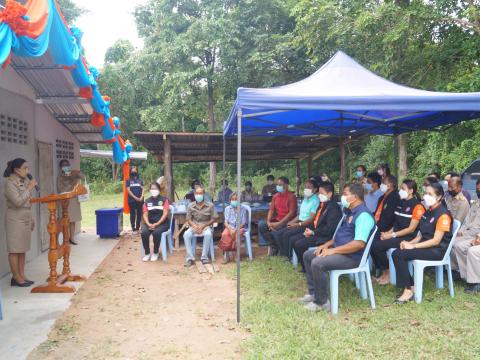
{"left": 28, "top": 233, "right": 249, "bottom": 360}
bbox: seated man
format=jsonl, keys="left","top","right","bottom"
{"left": 261, "top": 174, "right": 276, "bottom": 202}
{"left": 276, "top": 179, "right": 320, "bottom": 258}
{"left": 291, "top": 181, "right": 343, "bottom": 272}
{"left": 364, "top": 172, "right": 383, "bottom": 213}
{"left": 446, "top": 175, "right": 470, "bottom": 223}
{"left": 258, "top": 176, "right": 297, "bottom": 255}
{"left": 184, "top": 186, "right": 218, "bottom": 266}
{"left": 300, "top": 183, "right": 375, "bottom": 312}
{"left": 185, "top": 179, "right": 212, "bottom": 203}
{"left": 241, "top": 181, "right": 259, "bottom": 203}
{"left": 452, "top": 179, "right": 480, "bottom": 294}
{"left": 217, "top": 180, "right": 233, "bottom": 204}
{"left": 444, "top": 172, "right": 471, "bottom": 202}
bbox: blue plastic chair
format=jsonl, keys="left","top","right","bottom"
{"left": 224, "top": 205, "right": 253, "bottom": 261}
{"left": 292, "top": 216, "right": 344, "bottom": 267}
{"left": 140, "top": 205, "right": 175, "bottom": 261}
{"left": 329, "top": 226, "right": 378, "bottom": 315}
{"left": 409, "top": 219, "right": 461, "bottom": 304}
{"left": 192, "top": 228, "right": 216, "bottom": 261}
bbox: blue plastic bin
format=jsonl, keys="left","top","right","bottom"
{"left": 95, "top": 207, "right": 123, "bottom": 238}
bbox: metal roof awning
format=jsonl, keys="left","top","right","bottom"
{"left": 10, "top": 51, "right": 102, "bottom": 144}
{"left": 134, "top": 131, "right": 354, "bottom": 163}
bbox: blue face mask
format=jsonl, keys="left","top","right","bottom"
{"left": 194, "top": 194, "right": 204, "bottom": 203}
{"left": 341, "top": 195, "right": 351, "bottom": 209}
{"left": 364, "top": 183, "right": 373, "bottom": 192}
{"left": 356, "top": 171, "right": 364, "bottom": 178}
{"left": 276, "top": 185, "right": 284, "bottom": 193}
{"left": 230, "top": 200, "right": 238, "bottom": 207}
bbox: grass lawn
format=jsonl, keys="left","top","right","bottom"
{"left": 238, "top": 257, "right": 480, "bottom": 359}
{"left": 80, "top": 192, "right": 128, "bottom": 230}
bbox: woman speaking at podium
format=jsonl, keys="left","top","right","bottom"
{"left": 3, "top": 158, "right": 37, "bottom": 287}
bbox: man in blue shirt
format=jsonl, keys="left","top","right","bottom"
{"left": 364, "top": 172, "right": 384, "bottom": 213}
{"left": 217, "top": 179, "right": 233, "bottom": 204}
{"left": 300, "top": 183, "right": 375, "bottom": 312}
{"left": 275, "top": 179, "right": 320, "bottom": 258}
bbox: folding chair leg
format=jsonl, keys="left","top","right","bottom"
{"left": 330, "top": 272, "right": 340, "bottom": 315}
{"left": 292, "top": 249, "right": 298, "bottom": 267}
{"left": 245, "top": 234, "right": 253, "bottom": 260}
{"left": 388, "top": 249, "right": 396, "bottom": 285}
{"left": 167, "top": 233, "right": 173, "bottom": 253}
{"left": 436, "top": 265, "right": 444, "bottom": 289}
{"left": 354, "top": 273, "right": 361, "bottom": 289}
{"left": 446, "top": 263, "right": 455, "bottom": 298}
{"left": 365, "top": 270, "right": 376, "bottom": 310}
{"left": 413, "top": 263, "right": 425, "bottom": 304}
{"left": 210, "top": 238, "right": 215, "bottom": 261}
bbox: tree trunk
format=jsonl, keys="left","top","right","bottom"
{"left": 164, "top": 136, "right": 174, "bottom": 202}
{"left": 207, "top": 77, "right": 216, "bottom": 196}
{"left": 397, "top": 133, "right": 408, "bottom": 180}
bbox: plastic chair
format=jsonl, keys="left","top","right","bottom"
{"left": 291, "top": 215, "right": 345, "bottom": 267}
{"left": 329, "top": 226, "right": 378, "bottom": 315}
{"left": 192, "top": 227, "right": 216, "bottom": 261}
{"left": 409, "top": 219, "right": 461, "bottom": 304}
{"left": 224, "top": 205, "right": 253, "bottom": 260}
{"left": 140, "top": 205, "right": 175, "bottom": 261}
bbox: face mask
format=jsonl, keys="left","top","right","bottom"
{"left": 276, "top": 185, "right": 284, "bottom": 193}
{"left": 377, "top": 169, "right": 384, "bottom": 176}
{"left": 423, "top": 194, "right": 437, "bottom": 208}
{"left": 131, "top": 172, "right": 138, "bottom": 178}
{"left": 62, "top": 166, "right": 71, "bottom": 175}
{"left": 230, "top": 200, "right": 238, "bottom": 207}
{"left": 195, "top": 194, "right": 204, "bottom": 203}
{"left": 380, "top": 184, "right": 388, "bottom": 193}
{"left": 441, "top": 180, "right": 449, "bottom": 192}
{"left": 150, "top": 189, "right": 160, "bottom": 197}
{"left": 318, "top": 193, "right": 329, "bottom": 203}
{"left": 449, "top": 190, "right": 458, "bottom": 197}
{"left": 245, "top": 185, "right": 252, "bottom": 191}
{"left": 304, "top": 189, "right": 313, "bottom": 198}
{"left": 267, "top": 180, "right": 273, "bottom": 185}
{"left": 341, "top": 195, "right": 351, "bottom": 209}
{"left": 355, "top": 171, "right": 364, "bottom": 178}
{"left": 398, "top": 189, "right": 408, "bottom": 200}
{"left": 321, "top": 176, "right": 328, "bottom": 182}
{"left": 364, "top": 183, "right": 373, "bottom": 192}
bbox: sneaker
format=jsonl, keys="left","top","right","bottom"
{"left": 304, "top": 301, "right": 322, "bottom": 312}
{"left": 142, "top": 254, "right": 151, "bottom": 262}
{"left": 298, "top": 294, "right": 314, "bottom": 305}
{"left": 320, "top": 300, "right": 331, "bottom": 312}
{"left": 150, "top": 253, "right": 159, "bottom": 262}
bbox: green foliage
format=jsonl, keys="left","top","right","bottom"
{"left": 104, "top": 40, "right": 134, "bottom": 64}
{"left": 57, "top": 0, "right": 85, "bottom": 24}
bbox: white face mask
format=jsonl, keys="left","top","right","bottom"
{"left": 321, "top": 176, "right": 328, "bottom": 182}
{"left": 150, "top": 189, "right": 160, "bottom": 197}
{"left": 318, "top": 193, "right": 329, "bottom": 203}
{"left": 304, "top": 188, "right": 313, "bottom": 198}
{"left": 423, "top": 194, "right": 437, "bottom": 208}
{"left": 377, "top": 169, "right": 384, "bottom": 176}
{"left": 398, "top": 189, "right": 409, "bottom": 200}
{"left": 380, "top": 183, "right": 388, "bottom": 193}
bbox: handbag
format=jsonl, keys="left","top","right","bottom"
{"left": 78, "top": 177, "right": 90, "bottom": 202}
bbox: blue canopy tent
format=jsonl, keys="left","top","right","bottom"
{"left": 225, "top": 51, "right": 480, "bottom": 322}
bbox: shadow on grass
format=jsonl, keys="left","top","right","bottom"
{"left": 237, "top": 257, "right": 480, "bottom": 360}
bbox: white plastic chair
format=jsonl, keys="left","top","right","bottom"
{"left": 140, "top": 205, "right": 175, "bottom": 261}
{"left": 223, "top": 204, "right": 253, "bottom": 261}
{"left": 329, "top": 226, "right": 378, "bottom": 315}
{"left": 408, "top": 219, "right": 461, "bottom": 303}
{"left": 292, "top": 216, "right": 344, "bottom": 267}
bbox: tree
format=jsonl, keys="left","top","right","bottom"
{"left": 57, "top": 0, "right": 85, "bottom": 24}
{"left": 104, "top": 40, "right": 134, "bottom": 64}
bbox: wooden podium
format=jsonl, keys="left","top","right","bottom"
{"left": 30, "top": 184, "right": 87, "bottom": 293}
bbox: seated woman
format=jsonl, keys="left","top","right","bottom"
{"left": 291, "top": 181, "right": 342, "bottom": 272}
{"left": 371, "top": 179, "right": 425, "bottom": 285}
{"left": 392, "top": 183, "right": 453, "bottom": 304}
{"left": 218, "top": 193, "right": 248, "bottom": 264}
{"left": 141, "top": 182, "right": 170, "bottom": 262}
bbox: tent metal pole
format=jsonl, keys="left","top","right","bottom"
{"left": 222, "top": 135, "right": 226, "bottom": 209}
{"left": 236, "top": 108, "right": 242, "bottom": 324}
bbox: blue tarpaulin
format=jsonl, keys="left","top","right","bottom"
{"left": 223, "top": 51, "right": 480, "bottom": 137}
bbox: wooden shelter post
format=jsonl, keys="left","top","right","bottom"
{"left": 295, "top": 159, "right": 301, "bottom": 197}
{"left": 307, "top": 154, "right": 313, "bottom": 178}
{"left": 339, "top": 138, "right": 346, "bottom": 189}
{"left": 163, "top": 134, "right": 174, "bottom": 201}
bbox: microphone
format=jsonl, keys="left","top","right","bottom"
{"left": 27, "top": 173, "right": 40, "bottom": 192}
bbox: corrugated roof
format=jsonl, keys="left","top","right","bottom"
{"left": 10, "top": 51, "right": 102, "bottom": 143}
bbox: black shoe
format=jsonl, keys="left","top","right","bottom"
{"left": 69, "top": 240, "right": 78, "bottom": 245}
{"left": 11, "top": 278, "right": 31, "bottom": 287}
{"left": 464, "top": 283, "right": 480, "bottom": 294}
{"left": 452, "top": 270, "right": 462, "bottom": 282}
{"left": 24, "top": 279, "right": 35, "bottom": 285}
{"left": 201, "top": 258, "right": 211, "bottom": 265}
{"left": 394, "top": 292, "right": 414, "bottom": 305}
{"left": 184, "top": 259, "right": 195, "bottom": 267}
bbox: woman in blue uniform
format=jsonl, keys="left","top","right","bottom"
{"left": 392, "top": 182, "right": 453, "bottom": 304}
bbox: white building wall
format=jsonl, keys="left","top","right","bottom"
{"left": 0, "top": 67, "right": 80, "bottom": 277}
